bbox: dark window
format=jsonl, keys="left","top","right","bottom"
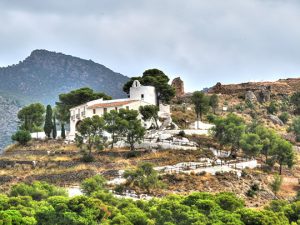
{"left": 93, "top": 109, "right": 96, "bottom": 114}
{"left": 141, "top": 94, "right": 144, "bottom": 99}
{"left": 104, "top": 108, "right": 107, "bottom": 114}
{"left": 115, "top": 107, "right": 118, "bottom": 111}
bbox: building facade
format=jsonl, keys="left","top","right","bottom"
{"left": 68, "top": 80, "right": 158, "bottom": 139}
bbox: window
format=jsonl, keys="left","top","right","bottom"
{"left": 126, "top": 106, "right": 129, "bottom": 110}
{"left": 93, "top": 109, "right": 96, "bottom": 114}
{"left": 141, "top": 94, "right": 144, "bottom": 99}
{"left": 104, "top": 108, "right": 107, "bottom": 114}
{"left": 115, "top": 107, "right": 118, "bottom": 111}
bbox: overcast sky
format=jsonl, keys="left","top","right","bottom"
{"left": 0, "top": 0, "right": 300, "bottom": 91}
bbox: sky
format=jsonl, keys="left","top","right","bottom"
{"left": 0, "top": 0, "right": 300, "bottom": 92}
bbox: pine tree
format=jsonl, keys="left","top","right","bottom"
{"left": 44, "top": 105, "right": 53, "bottom": 138}
{"left": 52, "top": 116, "right": 57, "bottom": 139}
{"left": 61, "top": 123, "right": 66, "bottom": 139}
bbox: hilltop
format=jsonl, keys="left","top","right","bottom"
{"left": 0, "top": 49, "right": 129, "bottom": 104}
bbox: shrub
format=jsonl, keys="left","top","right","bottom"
{"left": 246, "top": 183, "right": 260, "bottom": 197}
{"left": 81, "top": 153, "right": 95, "bottom": 162}
{"left": 178, "top": 130, "right": 186, "bottom": 137}
{"left": 267, "top": 101, "right": 278, "bottom": 115}
{"left": 11, "top": 130, "right": 31, "bottom": 145}
{"left": 80, "top": 175, "right": 106, "bottom": 195}
{"left": 279, "top": 112, "right": 289, "bottom": 124}
{"left": 10, "top": 181, "right": 67, "bottom": 201}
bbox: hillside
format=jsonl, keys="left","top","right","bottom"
{"left": 0, "top": 50, "right": 129, "bottom": 151}
{"left": 0, "top": 94, "right": 21, "bottom": 151}
{"left": 208, "top": 78, "right": 300, "bottom": 97}
{"left": 0, "top": 49, "right": 129, "bottom": 104}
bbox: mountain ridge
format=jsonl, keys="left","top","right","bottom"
{"left": 0, "top": 49, "right": 129, "bottom": 104}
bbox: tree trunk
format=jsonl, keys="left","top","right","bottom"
{"left": 197, "top": 114, "right": 199, "bottom": 129}
{"left": 279, "top": 163, "right": 282, "bottom": 175}
{"left": 111, "top": 132, "right": 115, "bottom": 149}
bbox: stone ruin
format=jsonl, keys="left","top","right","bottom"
{"left": 171, "top": 77, "right": 185, "bottom": 97}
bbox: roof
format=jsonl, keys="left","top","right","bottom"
{"left": 87, "top": 100, "right": 139, "bottom": 109}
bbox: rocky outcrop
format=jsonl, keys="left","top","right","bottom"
{"left": 208, "top": 78, "right": 300, "bottom": 99}
{"left": 268, "top": 115, "right": 284, "bottom": 126}
{"left": 245, "top": 91, "right": 257, "bottom": 103}
{"left": 171, "top": 77, "right": 184, "bottom": 97}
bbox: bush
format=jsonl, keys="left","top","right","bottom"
{"left": 81, "top": 153, "right": 95, "bottom": 162}
{"left": 126, "top": 151, "right": 141, "bottom": 158}
{"left": 10, "top": 181, "right": 67, "bottom": 201}
{"left": 246, "top": 183, "right": 260, "bottom": 197}
{"left": 178, "top": 130, "right": 186, "bottom": 137}
{"left": 279, "top": 112, "right": 289, "bottom": 124}
{"left": 80, "top": 175, "right": 106, "bottom": 195}
{"left": 267, "top": 101, "right": 278, "bottom": 115}
{"left": 11, "top": 130, "right": 31, "bottom": 145}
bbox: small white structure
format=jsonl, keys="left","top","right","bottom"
{"left": 189, "top": 121, "right": 215, "bottom": 130}
{"left": 68, "top": 80, "right": 168, "bottom": 140}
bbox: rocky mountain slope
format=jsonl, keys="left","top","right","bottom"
{"left": 0, "top": 94, "right": 21, "bottom": 152}
{"left": 0, "top": 50, "right": 129, "bottom": 151}
{"left": 208, "top": 78, "right": 300, "bottom": 97}
{"left": 0, "top": 49, "right": 129, "bottom": 104}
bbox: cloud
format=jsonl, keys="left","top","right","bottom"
{"left": 0, "top": 0, "right": 300, "bottom": 91}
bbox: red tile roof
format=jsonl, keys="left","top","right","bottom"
{"left": 87, "top": 100, "right": 138, "bottom": 109}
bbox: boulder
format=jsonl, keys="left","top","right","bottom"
{"left": 245, "top": 91, "right": 257, "bottom": 102}
{"left": 268, "top": 115, "right": 284, "bottom": 126}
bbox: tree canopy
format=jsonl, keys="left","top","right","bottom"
{"left": 123, "top": 69, "right": 175, "bottom": 104}
{"left": 17, "top": 103, "right": 45, "bottom": 132}
{"left": 0, "top": 179, "right": 299, "bottom": 225}
{"left": 56, "top": 87, "right": 111, "bottom": 124}
{"left": 191, "top": 91, "right": 210, "bottom": 122}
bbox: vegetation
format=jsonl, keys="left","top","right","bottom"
{"left": 279, "top": 112, "right": 289, "bottom": 124}
{"left": 118, "top": 109, "right": 146, "bottom": 151}
{"left": 11, "top": 130, "right": 32, "bottom": 145}
{"left": 76, "top": 115, "right": 107, "bottom": 159}
{"left": 123, "top": 163, "right": 164, "bottom": 193}
{"left": 212, "top": 114, "right": 295, "bottom": 173}
{"left": 123, "top": 69, "right": 175, "bottom": 104}
{"left": 56, "top": 87, "right": 112, "bottom": 124}
{"left": 240, "top": 133, "right": 263, "bottom": 158}
{"left": 270, "top": 174, "right": 283, "bottom": 196}
{"left": 191, "top": 91, "right": 210, "bottom": 123}
{"left": 139, "top": 105, "right": 159, "bottom": 128}
{"left": 212, "top": 114, "right": 246, "bottom": 156}
{"left": 52, "top": 115, "right": 57, "bottom": 139}
{"left": 17, "top": 103, "right": 45, "bottom": 132}
{"left": 103, "top": 110, "right": 121, "bottom": 149}
{"left": 2, "top": 179, "right": 300, "bottom": 224}
{"left": 290, "top": 117, "right": 300, "bottom": 142}
{"left": 291, "top": 92, "right": 300, "bottom": 114}
{"left": 209, "top": 94, "right": 219, "bottom": 114}
{"left": 44, "top": 105, "right": 53, "bottom": 138}
{"left": 267, "top": 101, "right": 278, "bottom": 115}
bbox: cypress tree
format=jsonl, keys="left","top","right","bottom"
{"left": 61, "top": 123, "right": 66, "bottom": 139}
{"left": 52, "top": 116, "right": 57, "bottom": 139}
{"left": 44, "top": 105, "right": 53, "bottom": 138}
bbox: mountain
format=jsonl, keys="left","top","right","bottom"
{"left": 0, "top": 49, "right": 129, "bottom": 104}
{"left": 0, "top": 94, "right": 21, "bottom": 151}
{"left": 0, "top": 49, "right": 129, "bottom": 151}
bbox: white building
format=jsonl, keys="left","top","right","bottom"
{"left": 68, "top": 80, "right": 165, "bottom": 139}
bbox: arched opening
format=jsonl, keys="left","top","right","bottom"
{"left": 75, "top": 120, "right": 83, "bottom": 132}
{"left": 132, "top": 80, "right": 141, "bottom": 87}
